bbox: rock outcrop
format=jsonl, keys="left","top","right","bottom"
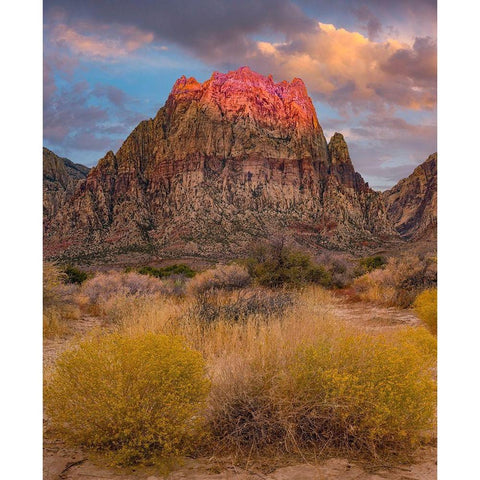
{"left": 43, "top": 148, "right": 89, "bottom": 229}
{"left": 44, "top": 67, "right": 397, "bottom": 260}
{"left": 383, "top": 153, "right": 437, "bottom": 240}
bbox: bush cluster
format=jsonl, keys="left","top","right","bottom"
{"left": 352, "top": 255, "right": 437, "bottom": 307}
{"left": 81, "top": 271, "right": 168, "bottom": 304}
{"left": 209, "top": 326, "right": 436, "bottom": 460}
{"left": 245, "top": 242, "right": 331, "bottom": 288}
{"left": 44, "top": 333, "right": 210, "bottom": 465}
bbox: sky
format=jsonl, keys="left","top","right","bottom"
{"left": 43, "top": 0, "right": 437, "bottom": 190}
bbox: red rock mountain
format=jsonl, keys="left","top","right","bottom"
{"left": 44, "top": 67, "right": 398, "bottom": 261}
{"left": 383, "top": 153, "right": 437, "bottom": 240}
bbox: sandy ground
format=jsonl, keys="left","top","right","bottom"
{"left": 43, "top": 298, "right": 435, "bottom": 480}
{"left": 43, "top": 443, "right": 436, "bottom": 480}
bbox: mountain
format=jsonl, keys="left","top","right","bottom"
{"left": 43, "top": 148, "right": 90, "bottom": 229}
{"left": 43, "top": 66, "right": 398, "bottom": 261}
{"left": 383, "top": 153, "right": 437, "bottom": 240}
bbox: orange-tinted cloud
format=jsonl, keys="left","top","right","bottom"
{"left": 249, "top": 23, "right": 436, "bottom": 111}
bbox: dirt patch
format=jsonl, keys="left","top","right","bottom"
{"left": 43, "top": 443, "right": 436, "bottom": 480}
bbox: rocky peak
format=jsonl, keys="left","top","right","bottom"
{"left": 328, "top": 133, "right": 353, "bottom": 165}
{"left": 383, "top": 153, "right": 437, "bottom": 240}
{"left": 44, "top": 68, "right": 398, "bottom": 261}
{"left": 326, "top": 133, "right": 366, "bottom": 190}
{"left": 165, "top": 66, "right": 322, "bottom": 144}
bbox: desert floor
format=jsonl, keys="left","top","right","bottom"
{"left": 43, "top": 296, "right": 436, "bottom": 480}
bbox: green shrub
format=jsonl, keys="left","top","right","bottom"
{"left": 63, "top": 265, "right": 88, "bottom": 284}
{"left": 245, "top": 243, "right": 331, "bottom": 288}
{"left": 138, "top": 264, "right": 196, "bottom": 279}
{"left": 414, "top": 288, "right": 437, "bottom": 335}
{"left": 44, "top": 333, "right": 210, "bottom": 465}
{"left": 354, "top": 256, "right": 386, "bottom": 277}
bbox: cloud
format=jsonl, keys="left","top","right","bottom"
{"left": 43, "top": 78, "right": 144, "bottom": 154}
{"left": 45, "top": 0, "right": 315, "bottom": 60}
{"left": 380, "top": 36, "right": 436, "bottom": 83}
{"left": 91, "top": 84, "right": 129, "bottom": 108}
{"left": 352, "top": 5, "right": 383, "bottom": 40}
{"left": 48, "top": 22, "right": 154, "bottom": 60}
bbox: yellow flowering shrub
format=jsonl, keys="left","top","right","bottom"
{"left": 289, "top": 327, "right": 436, "bottom": 458}
{"left": 44, "top": 333, "right": 210, "bottom": 465}
{"left": 414, "top": 288, "right": 437, "bottom": 335}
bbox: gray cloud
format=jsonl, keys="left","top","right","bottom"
{"left": 45, "top": 0, "right": 316, "bottom": 61}
{"left": 352, "top": 5, "right": 383, "bottom": 40}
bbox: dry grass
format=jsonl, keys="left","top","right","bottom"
{"left": 86, "top": 285, "right": 436, "bottom": 462}
{"left": 187, "top": 264, "right": 251, "bottom": 295}
{"left": 43, "top": 262, "right": 81, "bottom": 338}
{"left": 45, "top": 270, "right": 437, "bottom": 465}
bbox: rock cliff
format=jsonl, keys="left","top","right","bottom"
{"left": 44, "top": 67, "right": 397, "bottom": 260}
{"left": 43, "top": 148, "right": 89, "bottom": 229}
{"left": 383, "top": 153, "right": 437, "bottom": 240}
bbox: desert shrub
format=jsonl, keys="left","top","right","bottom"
{"left": 188, "top": 264, "right": 251, "bottom": 295}
{"left": 245, "top": 242, "right": 331, "bottom": 288}
{"left": 287, "top": 327, "right": 436, "bottom": 458}
{"left": 354, "top": 255, "right": 386, "bottom": 277}
{"left": 44, "top": 333, "right": 210, "bottom": 466}
{"left": 43, "top": 262, "right": 80, "bottom": 338}
{"left": 414, "top": 288, "right": 437, "bottom": 335}
{"left": 316, "top": 252, "right": 355, "bottom": 288}
{"left": 81, "top": 271, "right": 168, "bottom": 305}
{"left": 188, "top": 289, "right": 295, "bottom": 324}
{"left": 138, "top": 264, "right": 196, "bottom": 279}
{"left": 62, "top": 265, "right": 89, "bottom": 284}
{"left": 207, "top": 324, "right": 436, "bottom": 460}
{"left": 352, "top": 255, "right": 437, "bottom": 307}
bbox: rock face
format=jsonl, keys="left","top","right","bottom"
{"left": 43, "top": 148, "right": 89, "bottom": 229}
{"left": 383, "top": 153, "right": 437, "bottom": 240}
{"left": 44, "top": 67, "right": 397, "bottom": 260}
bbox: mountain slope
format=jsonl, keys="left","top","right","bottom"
{"left": 383, "top": 153, "right": 437, "bottom": 240}
{"left": 43, "top": 148, "right": 90, "bottom": 227}
{"left": 43, "top": 67, "right": 397, "bottom": 260}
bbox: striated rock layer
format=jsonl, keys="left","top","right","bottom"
{"left": 44, "top": 67, "right": 398, "bottom": 261}
{"left": 383, "top": 153, "right": 437, "bottom": 241}
{"left": 43, "top": 147, "right": 89, "bottom": 231}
